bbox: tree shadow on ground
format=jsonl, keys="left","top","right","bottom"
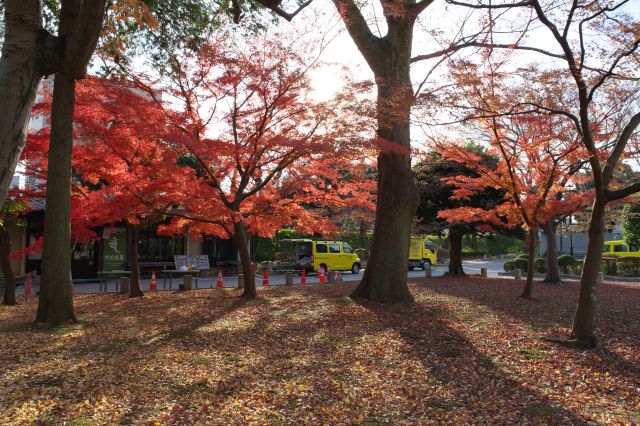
{"left": 354, "top": 298, "right": 589, "bottom": 424}
{"left": 1, "top": 284, "right": 636, "bottom": 423}
{"left": 420, "top": 276, "right": 640, "bottom": 389}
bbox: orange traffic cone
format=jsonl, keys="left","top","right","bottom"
{"left": 150, "top": 271, "right": 157, "bottom": 291}
{"left": 301, "top": 269, "right": 307, "bottom": 285}
{"left": 262, "top": 269, "right": 269, "bottom": 286}
{"left": 319, "top": 269, "right": 326, "bottom": 283}
{"left": 24, "top": 274, "right": 32, "bottom": 296}
{"left": 216, "top": 270, "right": 224, "bottom": 288}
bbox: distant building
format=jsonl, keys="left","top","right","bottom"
{"left": 539, "top": 221, "right": 623, "bottom": 259}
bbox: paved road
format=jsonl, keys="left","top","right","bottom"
{"left": 14, "top": 258, "right": 508, "bottom": 295}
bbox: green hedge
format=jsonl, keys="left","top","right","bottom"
{"left": 613, "top": 257, "right": 640, "bottom": 277}
{"left": 557, "top": 254, "right": 577, "bottom": 274}
{"left": 601, "top": 258, "right": 617, "bottom": 275}
{"left": 503, "top": 257, "right": 547, "bottom": 273}
{"left": 534, "top": 258, "right": 547, "bottom": 273}
{"left": 460, "top": 234, "right": 523, "bottom": 256}
{"left": 513, "top": 257, "right": 529, "bottom": 272}
{"left": 600, "top": 256, "right": 640, "bottom": 276}
{"left": 503, "top": 260, "right": 515, "bottom": 272}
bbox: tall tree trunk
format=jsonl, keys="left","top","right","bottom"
{"left": 126, "top": 223, "right": 143, "bottom": 298}
{"left": 359, "top": 221, "right": 367, "bottom": 249}
{"left": 36, "top": 73, "right": 77, "bottom": 326}
{"left": 542, "top": 220, "right": 562, "bottom": 283}
{"left": 0, "top": 1, "right": 46, "bottom": 210}
{"left": 233, "top": 221, "right": 256, "bottom": 299}
{"left": 0, "top": 224, "right": 17, "bottom": 305}
{"left": 571, "top": 198, "right": 605, "bottom": 347}
{"left": 521, "top": 227, "right": 536, "bottom": 298}
{"left": 446, "top": 228, "right": 465, "bottom": 276}
{"left": 34, "top": 0, "right": 107, "bottom": 325}
{"left": 350, "top": 23, "right": 418, "bottom": 302}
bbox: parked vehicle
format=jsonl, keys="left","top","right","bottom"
{"left": 602, "top": 240, "right": 640, "bottom": 257}
{"left": 281, "top": 239, "right": 362, "bottom": 274}
{"left": 409, "top": 237, "right": 437, "bottom": 270}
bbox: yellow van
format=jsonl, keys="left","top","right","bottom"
{"left": 282, "top": 239, "right": 362, "bottom": 274}
{"left": 602, "top": 240, "right": 640, "bottom": 257}
{"left": 409, "top": 237, "right": 438, "bottom": 270}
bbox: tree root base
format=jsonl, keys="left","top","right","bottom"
{"left": 545, "top": 337, "right": 607, "bottom": 355}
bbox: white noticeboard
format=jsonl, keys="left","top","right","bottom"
{"left": 174, "top": 255, "right": 210, "bottom": 270}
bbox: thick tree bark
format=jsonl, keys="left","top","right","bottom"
{"left": 350, "top": 23, "right": 418, "bottom": 302}
{"left": 521, "top": 227, "right": 536, "bottom": 298}
{"left": 126, "top": 223, "right": 144, "bottom": 298}
{"left": 542, "top": 220, "right": 562, "bottom": 283}
{"left": 36, "top": 74, "right": 77, "bottom": 326}
{"left": 0, "top": 1, "right": 46, "bottom": 210}
{"left": 359, "top": 221, "right": 367, "bottom": 249}
{"left": 0, "top": 225, "right": 17, "bottom": 305}
{"left": 233, "top": 221, "right": 256, "bottom": 299}
{"left": 571, "top": 199, "right": 605, "bottom": 346}
{"left": 34, "top": 0, "right": 107, "bottom": 326}
{"left": 445, "top": 228, "right": 466, "bottom": 276}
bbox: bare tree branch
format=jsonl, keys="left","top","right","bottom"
{"left": 602, "top": 111, "right": 640, "bottom": 183}
{"left": 411, "top": 41, "right": 566, "bottom": 63}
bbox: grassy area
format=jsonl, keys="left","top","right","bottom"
{"left": 0, "top": 278, "right": 638, "bottom": 424}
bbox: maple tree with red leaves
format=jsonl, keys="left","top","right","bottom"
{"left": 440, "top": 113, "right": 590, "bottom": 298}
{"left": 439, "top": 0, "right": 640, "bottom": 348}
{"left": 24, "top": 77, "right": 192, "bottom": 299}
{"left": 156, "top": 37, "right": 376, "bottom": 299}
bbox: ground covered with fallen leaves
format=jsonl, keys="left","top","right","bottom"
{"left": 1, "top": 277, "right": 639, "bottom": 425}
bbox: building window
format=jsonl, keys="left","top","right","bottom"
{"left": 137, "top": 232, "right": 184, "bottom": 261}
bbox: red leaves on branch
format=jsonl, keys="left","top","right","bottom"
{"left": 158, "top": 36, "right": 376, "bottom": 240}
{"left": 21, "top": 35, "right": 376, "bottom": 248}
{"left": 439, "top": 113, "right": 591, "bottom": 232}
{"left": 23, "top": 77, "right": 193, "bottom": 239}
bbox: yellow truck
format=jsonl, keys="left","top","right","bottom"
{"left": 602, "top": 240, "right": 640, "bottom": 257}
{"left": 409, "top": 237, "right": 437, "bottom": 270}
{"left": 282, "top": 239, "right": 362, "bottom": 274}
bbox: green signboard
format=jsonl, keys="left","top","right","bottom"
{"left": 102, "top": 228, "right": 127, "bottom": 271}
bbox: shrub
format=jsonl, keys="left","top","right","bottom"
{"left": 615, "top": 257, "right": 640, "bottom": 277}
{"left": 573, "top": 259, "right": 583, "bottom": 275}
{"left": 485, "top": 234, "right": 524, "bottom": 256}
{"left": 535, "top": 258, "right": 547, "bottom": 273}
{"left": 557, "top": 254, "right": 577, "bottom": 274}
{"left": 503, "top": 260, "right": 516, "bottom": 272}
{"left": 601, "top": 258, "right": 617, "bottom": 276}
{"left": 513, "top": 257, "right": 529, "bottom": 272}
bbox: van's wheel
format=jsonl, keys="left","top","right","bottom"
{"left": 318, "top": 264, "right": 328, "bottom": 275}
{"left": 423, "top": 260, "right": 432, "bottom": 270}
{"left": 351, "top": 263, "right": 361, "bottom": 274}
{"left": 409, "top": 265, "right": 415, "bottom": 271}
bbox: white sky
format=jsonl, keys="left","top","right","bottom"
{"left": 93, "top": 0, "right": 640, "bottom": 157}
